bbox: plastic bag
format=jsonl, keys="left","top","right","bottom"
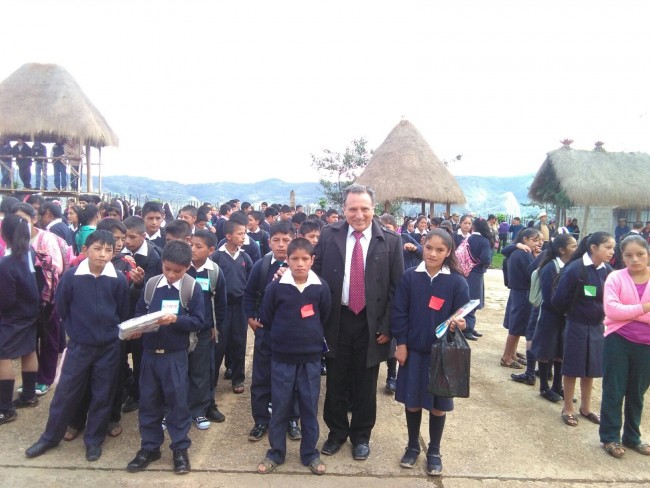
{"left": 429, "top": 328, "right": 471, "bottom": 398}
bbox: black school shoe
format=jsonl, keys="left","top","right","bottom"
{"left": 224, "top": 368, "right": 233, "bottom": 380}
{"left": 511, "top": 373, "right": 536, "bottom": 385}
{"left": 400, "top": 447, "right": 420, "bottom": 468}
{"left": 427, "top": 453, "right": 443, "bottom": 476}
{"left": 472, "top": 330, "right": 483, "bottom": 337}
{"left": 122, "top": 396, "right": 139, "bottom": 413}
{"left": 287, "top": 420, "right": 302, "bottom": 440}
{"left": 13, "top": 395, "right": 39, "bottom": 408}
{"left": 248, "top": 423, "right": 268, "bottom": 441}
{"left": 206, "top": 406, "right": 226, "bottom": 423}
{"left": 0, "top": 409, "right": 17, "bottom": 425}
{"left": 173, "top": 449, "right": 190, "bottom": 474}
{"left": 86, "top": 445, "right": 102, "bottom": 462}
{"left": 540, "top": 389, "right": 563, "bottom": 403}
{"left": 126, "top": 448, "right": 161, "bottom": 472}
{"left": 385, "top": 377, "right": 396, "bottom": 394}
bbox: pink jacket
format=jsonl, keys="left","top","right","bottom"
{"left": 603, "top": 268, "right": 650, "bottom": 336}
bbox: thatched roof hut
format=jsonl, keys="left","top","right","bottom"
{"left": 0, "top": 63, "right": 118, "bottom": 147}
{"left": 528, "top": 143, "right": 650, "bottom": 207}
{"left": 355, "top": 120, "right": 465, "bottom": 209}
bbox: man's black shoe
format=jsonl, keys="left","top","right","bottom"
{"left": 352, "top": 443, "right": 370, "bottom": 460}
{"left": 25, "top": 439, "right": 57, "bottom": 458}
{"left": 86, "top": 445, "right": 102, "bottom": 462}
{"left": 321, "top": 438, "right": 345, "bottom": 456}
{"left": 248, "top": 423, "right": 268, "bottom": 441}
{"left": 126, "top": 448, "right": 161, "bottom": 472}
{"left": 206, "top": 407, "right": 225, "bottom": 423}
{"left": 472, "top": 330, "right": 483, "bottom": 337}
{"left": 121, "top": 396, "right": 139, "bottom": 413}
{"left": 463, "top": 332, "right": 479, "bottom": 341}
{"left": 173, "top": 449, "right": 190, "bottom": 474}
{"left": 224, "top": 368, "right": 233, "bottom": 380}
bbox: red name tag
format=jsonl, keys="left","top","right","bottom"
{"left": 429, "top": 296, "right": 445, "bottom": 311}
{"left": 301, "top": 304, "right": 315, "bottom": 318}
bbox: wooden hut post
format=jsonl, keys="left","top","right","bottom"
{"left": 446, "top": 202, "right": 451, "bottom": 218}
{"left": 98, "top": 147, "right": 102, "bottom": 196}
{"left": 583, "top": 206, "right": 590, "bottom": 237}
{"left": 421, "top": 202, "right": 426, "bottom": 215}
{"left": 85, "top": 143, "right": 92, "bottom": 192}
{"left": 384, "top": 200, "right": 390, "bottom": 214}
{"left": 429, "top": 202, "right": 434, "bottom": 218}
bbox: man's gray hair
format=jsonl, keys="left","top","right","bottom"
{"left": 343, "top": 184, "right": 375, "bottom": 206}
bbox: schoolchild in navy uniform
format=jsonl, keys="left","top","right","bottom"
{"left": 38, "top": 202, "right": 74, "bottom": 246}
{"left": 187, "top": 230, "right": 227, "bottom": 427}
{"left": 25, "top": 231, "right": 130, "bottom": 461}
{"left": 211, "top": 219, "right": 253, "bottom": 394}
{"left": 410, "top": 215, "right": 429, "bottom": 245}
{"left": 248, "top": 210, "right": 271, "bottom": 256}
{"left": 178, "top": 205, "right": 198, "bottom": 235}
{"left": 454, "top": 217, "right": 492, "bottom": 340}
{"left": 218, "top": 211, "right": 262, "bottom": 263}
{"left": 0, "top": 215, "right": 40, "bottom": 425}
{"left": 164, "top": 219, "right": 193, "bottom": 245}
{"left": 126, "top": 240, "right": 205, "bottom": 475}
{"left": 245, "top": 221, "right": 300, "bottom": 441}
{"left": 256, "top": 238, "right": 331, "bottom": 475}
{"left": 552, "top": 232, "right": 614, "bottom": 427}
{"left": 215, "top": 203, "right": 232, "bottom": 241}
{"left": 299, "top": 219, "right": 321, "bottom": 246}
{"left": 391, "top": 229, "right": 470, "bottom": 476}
{"left": 261, "top": 206, "right": 278, "bottom": 233}
{"left": 142, "top": 202, "right": 166, "bottom": 250}
{"left": 500, "top": 228, "right": 542, "bottom": 371}
{"left": 530, "top": 233, "right": 578, "bottom": 402}
{"left": 120, "top": 216, "right": 163, "bottom": 413}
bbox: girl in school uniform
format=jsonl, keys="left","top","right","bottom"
{"left": 392, "top": 229, "right": 470, "bottom": 476}
{"left": 0, "top": 215, "right": 40, "bottom": 425}
{"left": 411, "top": 216, "right": 429, "bottom": 245}
{"left": 454, "top": 214, "right": 473, "bottom": 244}
{"left": 600, "top": 234, "right": 650, "bottom": 458}
{"left": 500, "top": 228, "right": 542, "bottom": 369}
{"left": 552, "top": 232, "right": 614, "bottom": 427}
{"left": 530, "top": 233, "right": 578, "bottom": 401}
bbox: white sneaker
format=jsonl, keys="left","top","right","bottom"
{"left": 194, "top": 417, "right": 210, "bottom": 430}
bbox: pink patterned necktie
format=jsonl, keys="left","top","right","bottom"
{"left": 349, "top": 231, "right": 366, "bottom": 314}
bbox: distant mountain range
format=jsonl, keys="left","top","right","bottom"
{"left": 95, "top": 174, "right": 538, "bottom": 218}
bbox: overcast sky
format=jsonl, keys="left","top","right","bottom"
{"left": 3, "top": 1, "right": 649, "bottom": 184}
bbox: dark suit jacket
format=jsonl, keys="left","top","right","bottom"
{"left": 313, "top": 218, "right": 404, "bottom": 367}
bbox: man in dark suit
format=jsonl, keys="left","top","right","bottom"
{"left": 313, "top": 184, "right": 404, "bottom": 461}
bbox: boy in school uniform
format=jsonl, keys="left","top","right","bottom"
{"left": 187, "top": 230, "right": 228, "bottom": 426}
{"left": 126, "top": 240, "right": 205, "bottom": 475}
{"left": 164, "top": 219, "right": 193, "bottom": 245}
{"left": 215, "top": 203, "right": 232, "bottom": 241}
{"left": 256, "top": 238, "right": 331, "bottom": 475}
{"left": 261, "top": 207, "right": 278, "bottom": 233}
{"left": 218, "top": 211, "right": 261, "bottom": 263}
{"left": 178, "top": 205, "right": 198, "bottom": 234}
{"left": 248, "top": 210, "right": 271, "bottom": 256}
{"left": 245, "top": 221, "right": 300, "bottom": 441}
{"left": 142, "top": 202, "right": 166, "bottom": 250}
{"left": 25, "top": 231, "right": 130, "bottom": 461}
{"left": 211, "top": 219, "right": 253, "bottom": 394}
{"left": 299, "top": 220, "right": 321, "bottom": 247}
{"left": 121, "top": 216, "right": 163, "bottom": 413}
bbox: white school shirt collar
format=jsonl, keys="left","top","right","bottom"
{"left": 122, "top": 240, "right": 148, "bottom": 257}
{"left": 582, "top": 252, "right": 606, "bottom": 270}
{"left": 74, "top": 259, "right": 118, "bottom": 278}
{"left": 555, "top": 257, "right": 566, "bottom": 269}
{"left": 218, "top": 243, "right": 241, "bottom": 260}
{"left": 415, "top": 262, "right": 451, "bottom": 279}
{"left": 146, "top": 229, "right": 162, "bottom": 240}
{"left": 46, "top": 218, "right": 63, "bottom": 230}
{"left": 192, "top": 258, "right": 215, "bottom": 273}
{"left": 243, "top": 233, "right": 251, "bottom": 246}
{"left": 156, "top": 276, "right": 182, "bottom": 290}
{"left": 279, "top": 269, "right": 321, "bottom": 291}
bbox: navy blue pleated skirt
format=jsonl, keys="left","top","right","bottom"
{"left": 466, "top": 272, "right": 485, "bottom": 308}
{"left": 395, "top": 349, "right": 454, "bottom": 412}
{"left": 525, "top": 306, "right": 539, "bottom": 341}
{"left": 0, "top": 319, "right": 37, "bottom": 359}
{"left": 561, "top": 320, "right": 604, "bottom": 378}
{"left": 531, "top": 306, "right": 565, "bottom": 362}
{"left": 503, "top": 289, "right": 530, "bottom": 336}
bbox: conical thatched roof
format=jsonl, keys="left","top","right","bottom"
{"left": 0, "top": 63, "right": 118, "bottom": 147}
{"left": 528, "top": 145, "right": 650, "bottom": 207}
{"left": 355, "top": 120, "right": 465, "bottom": 204}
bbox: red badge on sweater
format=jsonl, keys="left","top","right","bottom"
{"left": 429, "top": 296, "right": 445, "bottom": 311}
{"left": 301, "top": 304, "right": 315, "bottom": 318}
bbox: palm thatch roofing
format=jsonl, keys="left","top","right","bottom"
{"left": 528, "top": 145, "right": 650, "bottom": 208}
{"left": 354, "top": 120, "right": 465, "bottom": 205}
{"left": 0, "top": 63, "right": 118, "bottom": 147}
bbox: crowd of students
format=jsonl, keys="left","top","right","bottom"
{"left": 0, "top": 192, "right": 648, "bottom": 478}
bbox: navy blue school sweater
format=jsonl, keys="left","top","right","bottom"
{"left": 400, "top": 232, "right": 423, "bottom": 270}
{"left": 248, "top": 229, "right": 271, "bottom": 257}
{"left": 540, "top": 258, "right": 563, "bottom": 314}
{"left": 211, "top": 247, "right": 253, "bottom": 303}
{"left": 260, "top": 270, "right": 331, "bottom": 364}
{"left": 135, "top": 276, "right": 205, "bottom": 351}
{"left": 0, "top": 253, "right": 39, "bottom": 328}
{"left": 56, "top": 260, "right": 130, "bottom": 346}
{"left": 391, "top": 264, "right": 470, "bottom": 354}
{"left": 551, "top": 253, "right": 612, "bottom": 326}
{"left": 217, "top": 237, "right": 261, "bottom": 263}
{"left": 467, "top": 234, "right": 492, "bottom": 274}
{"left": 244, "top": 253, "right": 286, "bottom": 319}
{"left": 506, "top": 249, "right": 534, "bottom": 290}
{"left": 187, "top": 259, "right": 227, "bottom": 329}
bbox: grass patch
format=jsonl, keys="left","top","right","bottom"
{"left": 491, "top": 252, "right": 504, "bottom": 270}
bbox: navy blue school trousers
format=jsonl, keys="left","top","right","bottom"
{"left": 139, "top": 349, "right": 191, "bottom": 451}
{"left": 188, "top": 328, "right": 212, "bottom": 418}
{"left": 215, "top": 300, "right": 246, "bottom": 386}
{"left": 266, "top": 360, "right": 321, "bottom": 466}
{"left": 40, "top": 339, "right": 120, "bottom": 447}
{"left": 250, "top": 328, "right": 299, "bottom": 425}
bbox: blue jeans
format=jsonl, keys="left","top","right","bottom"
{"left": 53, "top": 161, "right": 67, "bottom": 190}
{"left": 35, "top": 162, "right": 47, "bottom": 189}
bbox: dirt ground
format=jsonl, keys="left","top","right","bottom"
{"left": 1, "top": 269, "right": 649, "bottom": 487}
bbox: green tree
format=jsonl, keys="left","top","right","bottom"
{"left": 311, "top": 138, "right": 372, "bottom": 208}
